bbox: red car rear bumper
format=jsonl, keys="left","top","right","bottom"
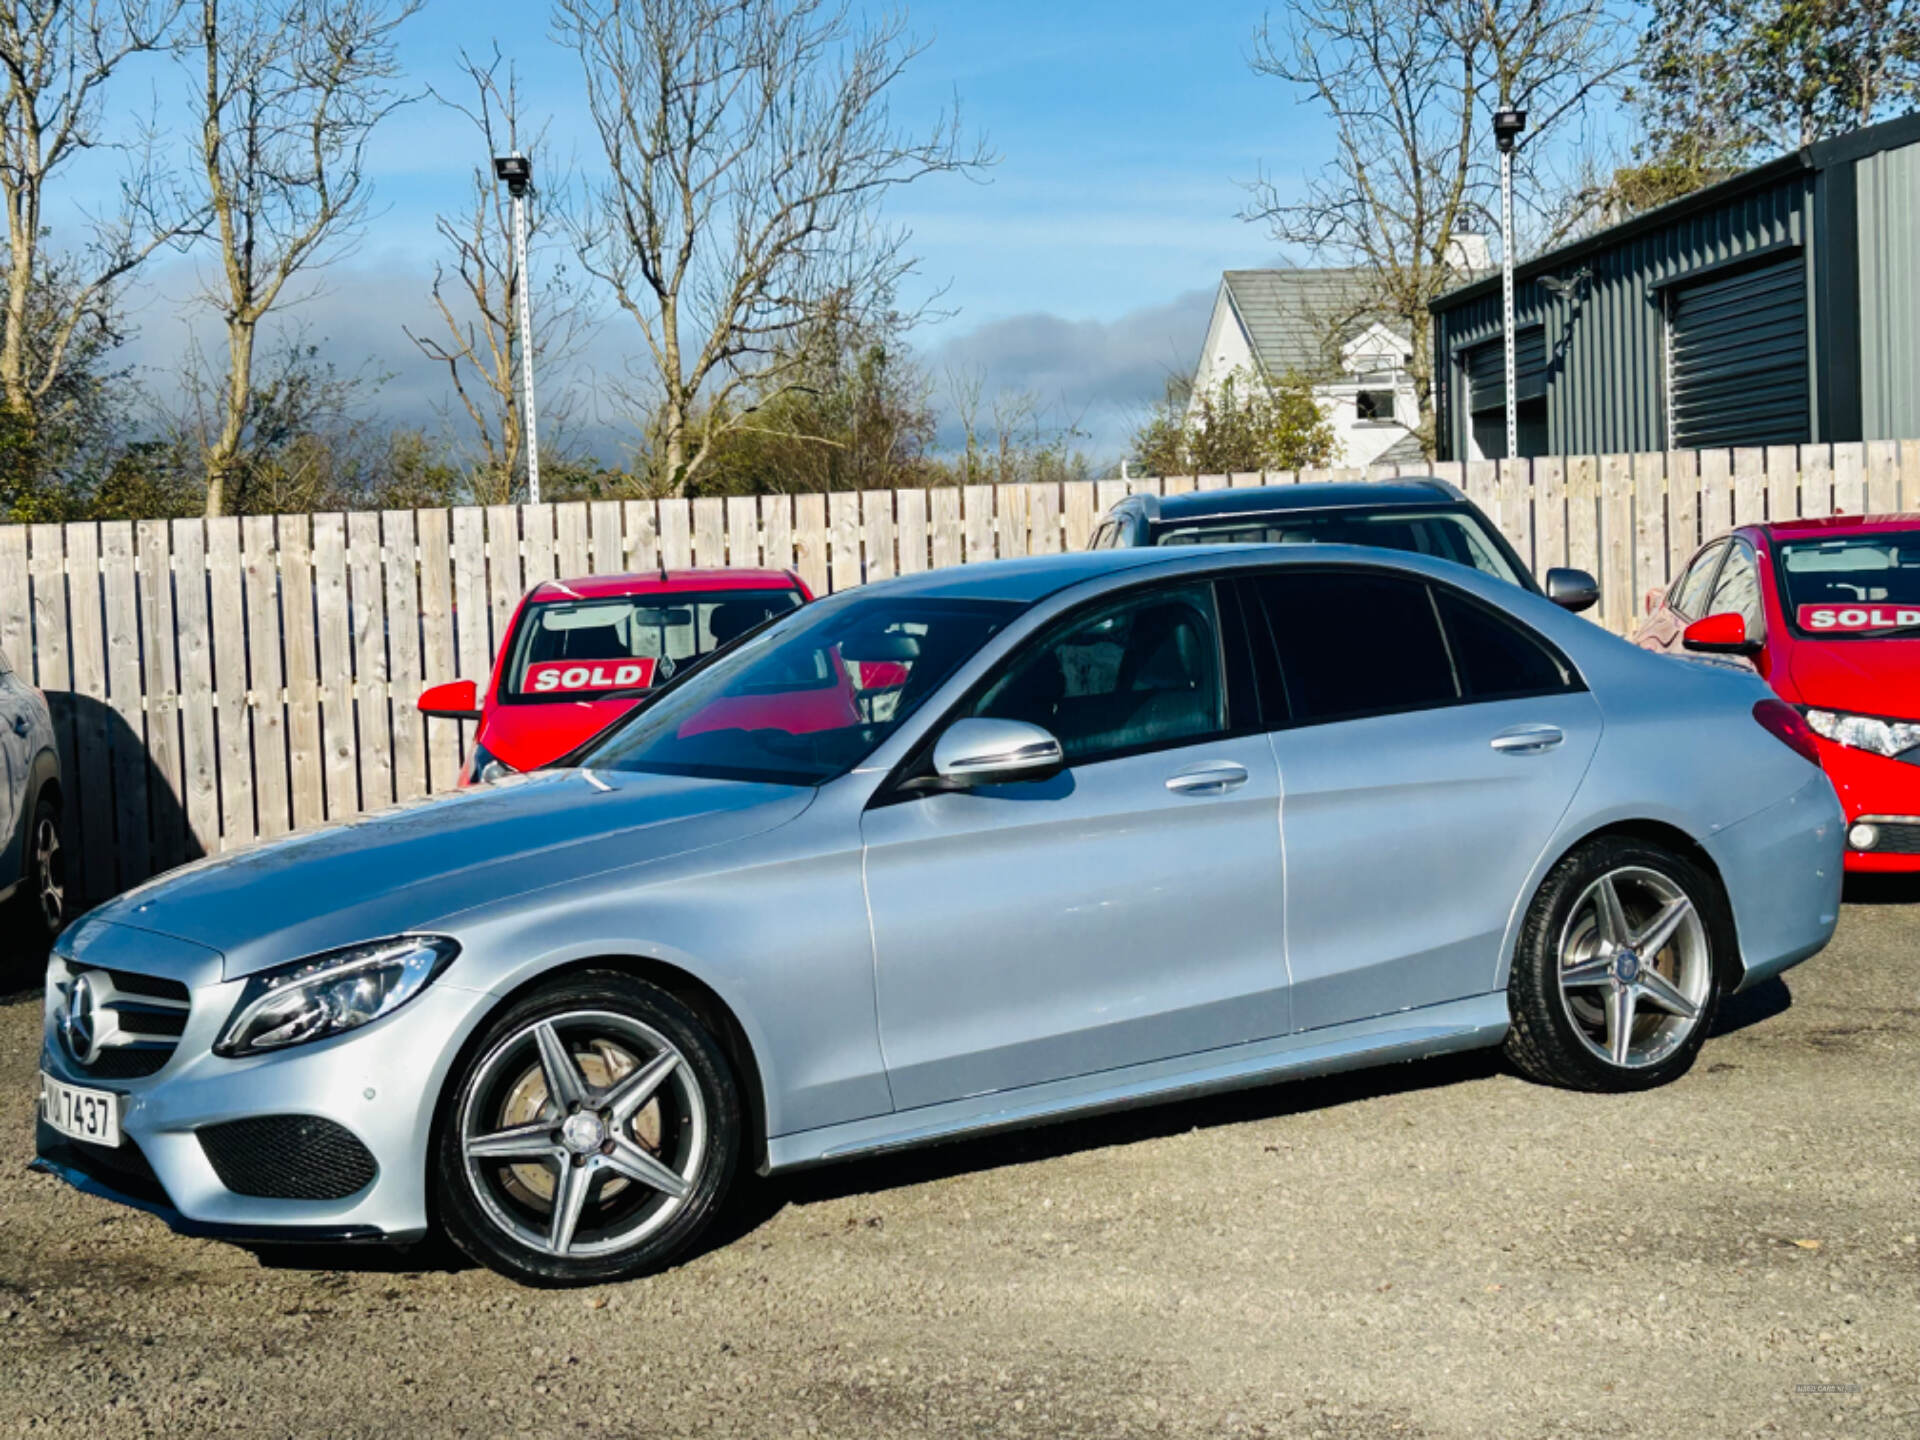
{"left": 1814, "top": 738, "right": 1920, "bottom": 872}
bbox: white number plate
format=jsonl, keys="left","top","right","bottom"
{"left": 39, "top": 1072, "right": 121, "bottom": 1147}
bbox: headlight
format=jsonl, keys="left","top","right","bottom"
{"left": 214, "top": 936, "right": 460, "bottom": 1057}
{"left": 467, "top": 742, "right": 515, "bottom": 784}
{"left": 1804, "top": 708, "right": 1920, "bottom": 759}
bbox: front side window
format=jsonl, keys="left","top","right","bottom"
{"left": 1705, "top": 544, "right": 1764, "bottom": 637}
{"left": 1252, "top": 571, "right": 1456, "bottom": 723}
{"left": 1776, "top": 531, "right": 1920, "bottom": 639}
{"left": 502, "top": 589, "right": 802, "bottom": 702}
{"left": 1671, "top": 541, "right": 1727, "bottom": 620}
{"left": 970, "top": 583, "right": 1226, "bottom": 765}
{"left": 581, "top": 596, "right": 1020, "bottom": 785}
{"left": 1153, "top": 508, "right": 1525, "bottom": 588}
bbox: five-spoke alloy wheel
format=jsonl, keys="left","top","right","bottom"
{"left": 436, "top": 972, "right": 740, "bottom": 1286}
{"left": 1505, "top": 836, "right": 1726, "bottom": 1091}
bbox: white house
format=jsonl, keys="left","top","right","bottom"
{"left": 1188, "top": 258, "right": 1483, "bottom": 469}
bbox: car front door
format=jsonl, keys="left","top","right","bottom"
{"left": 0, "top": 650, "right": 24, "bottom": 887}
{"left": 860, "top": 579, "right": 1289, "bottom": 1111}
{"left": 1247, "top": 568, "right": 1604, "bottom": 1033}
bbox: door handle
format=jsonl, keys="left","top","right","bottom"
{"left": 1490, "top": 723, "right": 1564, "bottom": 755}
{"left": 1165, "top": 760, "right": 1250, "bottom": 795}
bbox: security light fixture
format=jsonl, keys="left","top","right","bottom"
{"left": 1540, "top": 266, "right": 1593, "bottom": 300}
{"left": 1492, "top": 108, "right": 1527, "bottom": 153}
{"left": 492, "top": 153, "right": 532, "bottom": 197}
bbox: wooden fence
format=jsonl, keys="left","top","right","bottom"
{"left": 5, "top": 442, "right": 1920, "bottom": 904}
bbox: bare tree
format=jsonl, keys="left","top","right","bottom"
{"left": 405, "top": 48, "right": 592, "bottom": 506}
{"left": 1243, "top": 0, "right": 1629, "bottom": 428}
{"left": 0, "top": 0, "right": 192, "bottom": 444}
{"left": 553, "top": 0, "right": 991, "bottom": 496}
{"left": 190, "top": 0, "right": 419, "bottom": 517}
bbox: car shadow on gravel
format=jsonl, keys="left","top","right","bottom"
{"left": 1843, "top": 873, "right": 1920, "bottom": 906}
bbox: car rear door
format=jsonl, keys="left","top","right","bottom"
{"left": 1247, "top": 568, "right": 1603, "bottom": 1032}
{"left": 860, "top": 578, "right": 1289, "bottom": 1110}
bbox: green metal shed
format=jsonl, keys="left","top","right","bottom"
{"left": 1429, "top": 111, "right": 1920, "bottom": 461}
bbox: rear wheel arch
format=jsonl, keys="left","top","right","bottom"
{"left": 1535, "top": 819, "right": 1742, "bottom": 988}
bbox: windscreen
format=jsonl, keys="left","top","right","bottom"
{"left": 502, "top": 589, "right": 803, "bottom": 701}
{"left": 579, "top": 595, "right": 1022, "bottom": 785}
{"left": 1778, "top": 533, "right": 1920, "bottom": 638}
{"left": 1153, "top": 508, "right": 1525, "bottom": 586}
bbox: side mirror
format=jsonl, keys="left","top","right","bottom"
{"left": 418, "top": 678, "right": 482, "bottom": 721}
{"left": 1545, "top": 567, "right": 1600, "bottom": 614}
{"left": 1682, "top": 612, "right": 1763, "bottom": 656}
{"left": 929, "top": 718, "right": 1064, "bottom": 787}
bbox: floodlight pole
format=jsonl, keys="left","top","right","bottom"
{"left": 495, "top": 152, "right": 541, "bottom": 504}
{"left": 1493, "top": 108, "right": 1527, "bottom": 464}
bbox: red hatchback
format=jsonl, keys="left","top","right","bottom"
{"left": 1638, "top": 515, "right": 1920, "bottom": 873}
{"left": 419, "top": 568, "right": 813, "bottom": 783}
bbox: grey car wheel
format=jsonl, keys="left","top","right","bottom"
{"left": 1505, "top": 836, "right": 1726, "bottom": 1091}
{"left": 9, "top": 794, "right": 64, "bottom": 946}
{"left": 436, "top": 972, "right": 741, "bottom": 1285}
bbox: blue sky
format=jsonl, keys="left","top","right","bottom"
{"left": 81, "top": 1, "right": 1325, "bottom": 463}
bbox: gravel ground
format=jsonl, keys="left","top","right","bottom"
{"left": 3, "top": 885, "right": 1917, "bottom": 1440}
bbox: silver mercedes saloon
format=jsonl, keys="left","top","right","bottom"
{"left": 34, "top": 544, "right": 1844, "bottom": 1285}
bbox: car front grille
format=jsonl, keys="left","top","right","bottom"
{"left": 197, "top": 1116, "right": 379, "bottom": 1201}
{"left": 61, "top": 965, "right": 192, "bottom": 1079}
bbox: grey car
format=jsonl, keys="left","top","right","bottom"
{"left": 1091, "top": 478, "right": 1604, "bottom": 613}
{"left": 0, "top": 646, "right": 63, "bottom": 948}
{"left": 34, "top": 546, "right": 1843, "bottom": 1285}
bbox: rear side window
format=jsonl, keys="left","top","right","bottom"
{"left": 1252, "top": 571, "right": 1456, "bottom": 723}
{"left": 1154, "top": 507, "right": 1524, "bottom": 587}
{"left": 1433, "top": 589, "right": 1575, "bottom": 699}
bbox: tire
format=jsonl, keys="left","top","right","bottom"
{"left": 8, "top": 791, "right": 66, "bottom": 950}
{"left": 1503, "top": 835, "right": 1726, "bottom": 1092}
{"left": 434, "top": 970, "right": 742, "bottom": 1286}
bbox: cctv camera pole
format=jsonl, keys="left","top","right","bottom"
{"left": 494, "top": 153, "right": 541, "bottom": 504}
{"left": 1493, "top": 109, "right": 1527, "bottom": 463}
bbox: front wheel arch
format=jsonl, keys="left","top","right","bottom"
{"left": 431, "top": 953, "right": 772, "bottom": 1183}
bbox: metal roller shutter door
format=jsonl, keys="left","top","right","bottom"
{"left": 1667, "top": 257, "right": 1809, "bottom": 449}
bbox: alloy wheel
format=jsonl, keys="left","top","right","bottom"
{"left": 33, "top": 814, "right": 63, "bottom": 933}
{"left": 458, "top": 1011, "right": 708, "bottom": 1259}
{"left": 1555, "top": 866, "right": 1710, "bottom": 1069}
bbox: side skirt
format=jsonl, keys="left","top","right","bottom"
{"left": 765, "top": 992, "right": 1510, "bottom": 1172}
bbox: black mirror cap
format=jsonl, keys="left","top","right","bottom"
{"left": 1545, "top": 567, "right": 1600, "bottom": 614}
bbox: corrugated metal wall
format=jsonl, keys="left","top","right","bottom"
{"left": 1434, "top": 176, "right": 1813, "bottom": 458}
{"left": 1857, "top": 138, "right": 1920, "bottom": 441}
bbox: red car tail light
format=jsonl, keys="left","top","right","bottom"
{"left": 1753, "top": 699, "right": 1822, "bottom": 769}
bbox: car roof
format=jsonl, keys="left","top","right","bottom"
{"left": 1754, "top": 512, "right": 1920, "bottom": 540}
{"left": 1116, "top": 478, "right": 1464, "bottom": 524}
{"left": 858, "top": 548, "right": 1182, "bottom": 603}
{"left": 527, "top": 567, "right": 801, "bottom": 602}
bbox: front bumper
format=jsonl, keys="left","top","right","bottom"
{"left": 1812, "top": 737, "right": 1920, "bottom": 872}
{"left": 1701, "top": 771, "right": 1846, "bottom": 992}
{"left": 35, "top": 926, "right": 495, "bottom": 1243}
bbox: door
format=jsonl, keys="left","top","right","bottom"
{"left": 1247, "top": 569, "right": 1603, "bottom": 1033}
{"left": 1668, "top": 256, "right": 1809, "bottom": 449}
{"left": 0, "top": 650, "right": 23, "bottom": 887}
{"left": 861, "top": 580, "right": 1288, "bottom": 1111}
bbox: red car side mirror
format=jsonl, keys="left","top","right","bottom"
{"left": 418, "top": 678, "right": 482, "bottom": 721}
{"left": 1681, "top": 612, "right": 1763, "bottom": 656}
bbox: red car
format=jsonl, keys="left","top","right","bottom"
{"left": 1638, "top": 514, "right": 1920, "bottom": 873}
{"left": 418, "top": 568, "right": 816, "bottom": 782}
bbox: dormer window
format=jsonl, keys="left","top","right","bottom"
{"left": 1356, "top": 390, "right": 1396, "bottom": 423}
